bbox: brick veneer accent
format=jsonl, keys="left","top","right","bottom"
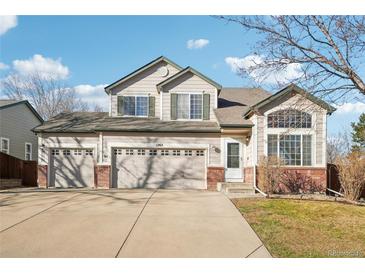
{"left": 255, "top": 166, "right": 327, "bottom": 193}
{"left": 279, "top": 167, "right": 327, "bottom": 193}
{"left": 95, "top": 165, "right": 111, "bottom": 189}
{"left": 38, "top": 165, "right": 48, "bottom": 188}
{"left": 244, "top": 167, "right": 254, "bottom": 185}
{"left": 207, "top": 167, "right": 224, "bottom": 191}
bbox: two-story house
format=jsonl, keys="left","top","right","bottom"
{"left": 1, "top": 100, "right": 43, "bottom": 161}
{"left": 33, "top": 56, "right": 335, "bottom": 191}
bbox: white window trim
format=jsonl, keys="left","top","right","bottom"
{"left": 174, "top": 92, "right": 203, "bottom": 121}
{"left": 1, "top": 137, "right": 10, "bottom": 154}
{"left": 25, "top": 142, "right": 32, "bottom": 160}
{"left": 118, "top": 95, "right": 149, "bottom": 118}
{"left": 266, "top": 133, "right": 314, "bottom": 167}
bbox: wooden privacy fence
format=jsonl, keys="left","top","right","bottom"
{"left": 327, "top": 163, "right": 365, "bottom": 198}
{"left": 0, "top": 152, "right": 37, "bottom": 187}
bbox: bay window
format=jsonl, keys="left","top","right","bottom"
{"left": 267, "top": 134, "right": 312, "bottom": 166}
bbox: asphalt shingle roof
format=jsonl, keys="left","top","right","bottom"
{"left": 215, "top": 88, "right": 271, "bottom": 127}
{"left": 33, "top": 112, "right": 221, "bottom": 133}
{"left": 33, "top": 87, "right": 273, "bottom": 132}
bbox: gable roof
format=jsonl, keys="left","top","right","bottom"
{"left": 156, "top": 66, "right": 222, "bottom": 92}
{"left": 0, "top": 99, "right": 44, "bottom": 123}
{"left": 243, "top": 84, "right": 336, "bottom": 117}
{"left": 104, "top": 56, "right": 183, "bottom": 93}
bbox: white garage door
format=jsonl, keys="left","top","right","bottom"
{"left": 112, "top": 148, "right": 206, "bottom": 189}
{"left": 49, "top": 148, "right": 95, "bottom": 188}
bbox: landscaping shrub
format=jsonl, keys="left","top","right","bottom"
{"left": 335, "top": 151, "right": 365, "bottom": 201}
{"left": 257, "top": 156, "right": 282, "bottom": 194}
{"left": 258, "top": 157, "right": 325, "bottom": 195}
{"left": 279, "top": 170, "right": 324, "bottom": 194}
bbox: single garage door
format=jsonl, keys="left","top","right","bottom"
{"left": 112, "top": 148, "right": 206, "bottom": 189}
{"left": 49, "top": 148, "right": 95, "bottom": 188}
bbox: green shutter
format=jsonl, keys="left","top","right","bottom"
{"left": 203, "top": 93, "right": 210, "bottom": 120}
{"left": 149, "top": 96, "right": 155, "bottom": 117}
{"left": 117, "top": 96, "right": 124, "bottom": 116}
{"left": 171, "top": 93, "right": 177, "bottom": 120}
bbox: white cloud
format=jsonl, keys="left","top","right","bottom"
{"left": 0, "top": 62, "right": 9, "bottom": 70}
{"left": 74, "top": 84, "right": 108, "bottom": 110}
{"left": 187, "top": 39, "right": 210, "bottom": 49}
{"left": 335, "top": 102, "right": 365, "bottom": 114}
{"left": 0, "top": 16, "right": 17, "bottom": 36}
{"left": 12, "top": 54, "right": 70, "bottom": 80}
{"left": 225, "top": 55, "right": 303, "bottom": 85}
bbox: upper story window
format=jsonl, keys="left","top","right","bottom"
{"left": 122, "top": 96, "right": 148, "bottom": 117}
{"left": 176, "top": 93, "right": 203, "bottom": 120}
{"left": 25, "top": 143, "right": 32, "bottom": 160}
{"left": 1, "top": 137, "right": 9, "bottom": 154}
{"left": 267, "top": 109, "right": 312, "bottom": 128}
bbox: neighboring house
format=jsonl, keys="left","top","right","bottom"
{"left": 0, "top": 100, "right": 43, "bottom": 161}
{"left": 33, "top": 56, "right": 335, "bottom": 190}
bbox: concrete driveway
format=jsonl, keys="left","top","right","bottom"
{"left": 0, "top": 189, "right": 271, "bottom": 258}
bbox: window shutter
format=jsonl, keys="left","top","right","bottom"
{"left": 117, "top": 96, "right": 124, "bottom": 116}
{"left": 149, "top": 96, "right": 155, "bottom": 117}
{"left": 171, "top": 93, "right": 177, "bottom": 120}
{"left": 203, "top": 93, "right": 210, "bottom": 120}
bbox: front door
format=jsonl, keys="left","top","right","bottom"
{"left": 225, "top": 141, "right": 242, "bottom": 181}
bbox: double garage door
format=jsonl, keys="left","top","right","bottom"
{"left": 112, "top": 148, "right": 206, "bottom": 189}
{"left": 49, "top": 147, "right": 206, "bottom": 189}
{"left": 49, "top": 148, "right": 95, "bottom": 188}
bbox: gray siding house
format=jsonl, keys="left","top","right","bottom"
{"left": 0, "top": 100, "right": 43, "bottom": 161}
{"left": 34, "top": 56, "right": 335, "bottom": 191}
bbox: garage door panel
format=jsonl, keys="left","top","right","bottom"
{"left": 112, "top": 149, "right": 206, "bottom": 189}
{"left": 50, "top": 149, "right": 95, "bottom": 188}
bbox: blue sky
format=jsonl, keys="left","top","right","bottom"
{"left": 0, "top": 16, "right": 364, "bottom": 136}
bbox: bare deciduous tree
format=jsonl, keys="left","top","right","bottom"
{"left": 218, "top": 16, "right": 365, "bottom": 103}
{"left": 2, "top": 73, "right": 89, "bottom": 120}
{"left": 327, "top": 131, "right": 352, "bottom": 163}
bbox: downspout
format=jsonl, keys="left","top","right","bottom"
{"left": 253, "top": 120, "right": 267, "bottom": 197}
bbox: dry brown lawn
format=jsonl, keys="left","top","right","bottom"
{"left": 232, "top": 198, "right": 365, "bottom": 258}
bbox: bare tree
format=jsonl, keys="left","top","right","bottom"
{"left": 218, "top": 16, "right": 365, "bottom": 103}
{"left": 327, "top": 131, "right": 352, "bottom": 163}
{"left": 2, "top": 73, "right": 88, "bottom": 120}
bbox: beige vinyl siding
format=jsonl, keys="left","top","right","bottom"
{"left": 160, "top": 72, "right": 218, "bottom": 121}
{"left": 257, "top": 94, "right": 328, "bottom": 167}
{"left": 110, "top": 62, "right": 180, "bottom": 118}
{"left": 256, "top": 116, "right": 265, "bottom": 161}
{"left": 0, "top": 103, "right": 42, "bottom": 160}
{"left": 103, "top": 132, "right": 222, "bottom": 166}
{"left": 38, "top": 133, "right": 99, "bottom": 165}
{"left": 316, "top": 112, "right": 324, "bottom": 165}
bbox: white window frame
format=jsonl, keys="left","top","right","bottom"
{"left": 175, "top": 92, "right": 203, "bottom": 121}
{"left": 120, "top": 95, "right": 149, "bottom": 117}
{"left": 267, "top": 133, "right": 313, "bottom": 167}
{"left": 25, "top": 142, "right": 32, "bottom": 160}
{"left": 1, "top": 137, "right": 10, "bottom": 154}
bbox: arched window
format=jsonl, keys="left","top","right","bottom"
{"left": 267, "top": 109, "right": 312, "bottom": 128}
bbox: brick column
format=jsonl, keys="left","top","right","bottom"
{"left": 95, "top": 165, "right": 111, "bottom": 189}
{"left": 207, "top": 167, "right": 224, "bottom": 191}
{"left": 37, "top": 165, "right": 48, "bottom": 188}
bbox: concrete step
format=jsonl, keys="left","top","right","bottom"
{"left": 225, "top": 187, "right": 255, "bottom": 194}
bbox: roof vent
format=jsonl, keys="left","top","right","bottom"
{"left": 158, "top": 66, "right": 169, "bottom": 77}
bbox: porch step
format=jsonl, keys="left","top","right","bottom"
{"left": 218, "top": 182, "right": 255, "bottom": 194}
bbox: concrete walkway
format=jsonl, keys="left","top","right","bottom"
{"left": 0, "top": 189, "right": 271, "bottom": 258}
